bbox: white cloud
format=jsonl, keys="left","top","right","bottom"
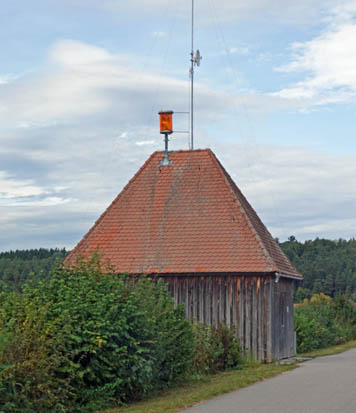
{"left": 135, "top": 140, "right": 156, "bottom": 146}
{"left": 0, "top": 171, "right": 47, "bottom": 199}
{"left": 0, "top": 39, "right": 288, "bottom": 132}
{"left": 274, "top": 0, "right": 356, "bottom": 106}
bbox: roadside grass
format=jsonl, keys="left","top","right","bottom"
{"left": 99, "top": 361, "right": 296, "bottom": 413}
{"left": 298, "top": 339, "right": 356, "bottom": 359}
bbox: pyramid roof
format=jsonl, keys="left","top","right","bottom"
{"left": 65, "top": 149, "right": 301, "bottom": 278}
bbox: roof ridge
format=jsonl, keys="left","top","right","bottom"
{"left": 207, "top": 150, "right": 276, "bottom": 272}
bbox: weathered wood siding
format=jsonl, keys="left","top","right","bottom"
{"left": 162, "top": 274, "right": 285, "bottom": 363}
{"left": 271, "top": 278, "right": 295, "bottom": 360}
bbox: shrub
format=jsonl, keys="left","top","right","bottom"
{"left": 295, "top": 293, "right": 356, "bottom": 353}
{"left": 192, "top": 322, "right": 242, "bottom": 374}
{"left": 0, "top": 295, "right": 71, "bottom": 412}
{"left": 0, "top": 256, "right": 194, "bottom": 412}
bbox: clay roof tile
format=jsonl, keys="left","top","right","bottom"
{"left": 65, "top": 149, "right": 301, "bottom": 278}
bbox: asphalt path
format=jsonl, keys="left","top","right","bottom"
{"left": 183, "top": 348, "right": 356, "bottom": 413}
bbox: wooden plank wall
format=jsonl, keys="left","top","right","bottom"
{"left": 271, "top": 278, "right": 295, "bottom": 360}
{"left": 162, "top": 275, "right": 275, "bottom": 362}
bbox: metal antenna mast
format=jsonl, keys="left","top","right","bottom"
{"left": 190, "top": 0, "right": 202, "bottom": 150}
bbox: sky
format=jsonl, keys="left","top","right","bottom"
{"left": 1, "top": 0, "right": 356, "bottom": 252}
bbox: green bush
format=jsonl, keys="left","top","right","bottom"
{"left": 295, "top": 293, "right": 356, "bottom": 353}
{"left": 0, "top": 255, "right": 244, "bottom": 412}
{"left": 192, "top": 322, "right": 242, "bottom": 374}
{"left": 0, "top": 256, "right": 193, "bottom": 412}
{"left": 0, "top": 295, "right": 71, "bottom": 412}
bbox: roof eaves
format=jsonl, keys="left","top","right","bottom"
{"left": 275, "top": 272, "right": 304, "bottom": 281}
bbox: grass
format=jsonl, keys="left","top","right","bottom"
{"left": 99, "top": 361, "right": 296, "bottom": 413}
{"left": 298, "top": 339, "right": 356, "bottom": 359}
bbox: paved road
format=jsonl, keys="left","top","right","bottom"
{"left": 183, "top": 348, "right": 356, "bottom": 413}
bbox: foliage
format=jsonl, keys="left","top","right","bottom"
{"left": 0, "top": 293, "right": 71, "bottom": 412}
{"left": 295, "top": 293, "right": 356, "bottom": 353}
{"left": 0, "top": 256, "right": 193, "bottom": 412}
{"left": 0, "top": 248, "right": 67, "bottom": 292}
{"left": 279, "top": 237, "right": 356, "bottom": 301}
{"left": 192, "top": 322, "right": 242, "bottom": 375}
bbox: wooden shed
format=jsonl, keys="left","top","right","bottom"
{"left": 65, "top": 149, "right": 302, "bottom": 362}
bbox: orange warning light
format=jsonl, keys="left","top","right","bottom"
{"left": 159, "top": 111, "right": 173, "bottom": 134}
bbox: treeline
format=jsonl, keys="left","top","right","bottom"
{"left": 0, "top": 248, "right": 67, "bottom": 291}
{"left": 1, "top": 237, "right": 356, "bottom": 300}
{"left": 279, "top": 237, "right": 356, "bottom": 302}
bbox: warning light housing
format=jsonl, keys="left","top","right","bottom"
{"left": 159, "top": 111, "right": 173, "bottom": 134}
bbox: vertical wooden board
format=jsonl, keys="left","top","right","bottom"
{"left": 196, "top": 277, "right": 200, "bottom": 321}
{"left": 219, "top": 277, "right": 223, "bottom": 325}
{"left": 216, "top": 278, "right": 220, "bottom": 325}
{"left": 172, "top": 277, "right": 177, "bottom": 306}
{"left": 203, "top": 277, "right": 207, "bottom": 324}
{"left": 223, "top": 278, "right": 227, "bottom": 325}
{"left": 271, "top": 284, "right": 276, "bottom": 361}
{"left": 285, "top": 280, "right": 294, "bottom": 358}
{"left": 226, "top": 277, "right": 231, "bottom": 328}
{"left": 204, "top": 277, "right": 211, "bottom": 324}
{"left": 290, "top": 284, "right": 295, "bottom": 357}
{"left": 252, "top": 279, "right": 258, "bottom": 360}
{"left": 220, "top": 277, "right": 225, "bottom": 325}
{"left": 266, "top": 278, "right": 273, "bottom": 362}
{"left": 238, "top": 278, "right": 244, "bottom": 349}
{"left": 258, "top": 279, "right": 264, "bottom": 361}
{"left": 245, "top": 279, "right": 250, "bottom": 355}
{"left": 272, "top": 284, "right": 280, "bottom": 361}
{"left": 177, "top": 277, "right": 181, "bottom": 305}
{"left": 192, "top": 277, "right": 198, "bottom": 321}
{"left": 232, "top": 277, "right": 237, "bottom": 331}
{"left": 280, "top": 291, "right": 286, "bottom": 359}
{"left": 262, "top": 279, "right": 267, "bottom": 362}
{"left": 165, "top": 278, "right": 171, "bottom": 295}
{"left": 215, "top": 277, "right": 220, "bottom": 327}
{"left": 169, "top": 279, "right": 174, "bottom": 296}
{"left": 209, "top": 278, "right": 213, "bottom": 326}
{"left": 215, "top": 278, "right": 218, "bottom": 325}
{"left": 176, "top": 277, "right": 179, "bottom": 304}
{"left": 199, "top": 277, "right": 204, "bottom": 323}
{"left": 181, "top": 277, "right": 185, "bottom": 307}
{"left": 189, "top": 278, "right": 193, "bottom": 322}
{"left": 211, "top": 277, "right": 216, "bottom": 325}
{"left": 184, "top": 278, "right": 189, "bottom": 320}
{"left": 179, "top": 278, "right": 182, "bottom": 310}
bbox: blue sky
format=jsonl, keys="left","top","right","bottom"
{"left": 1, "top": 0, "right": 356, "bottom": 251}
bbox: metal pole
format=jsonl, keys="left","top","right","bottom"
{"left": 161, "top": 133, "right": 172, "bottom": 166}
{"left": 164, "top": 132, "right": 169, "bottom": 154}
{"left": 190, "top": 0, "right": 194, "bottom": 150}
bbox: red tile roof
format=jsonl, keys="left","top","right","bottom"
{"left": 65, "top": 149, "right": 301, "bottom": 277}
